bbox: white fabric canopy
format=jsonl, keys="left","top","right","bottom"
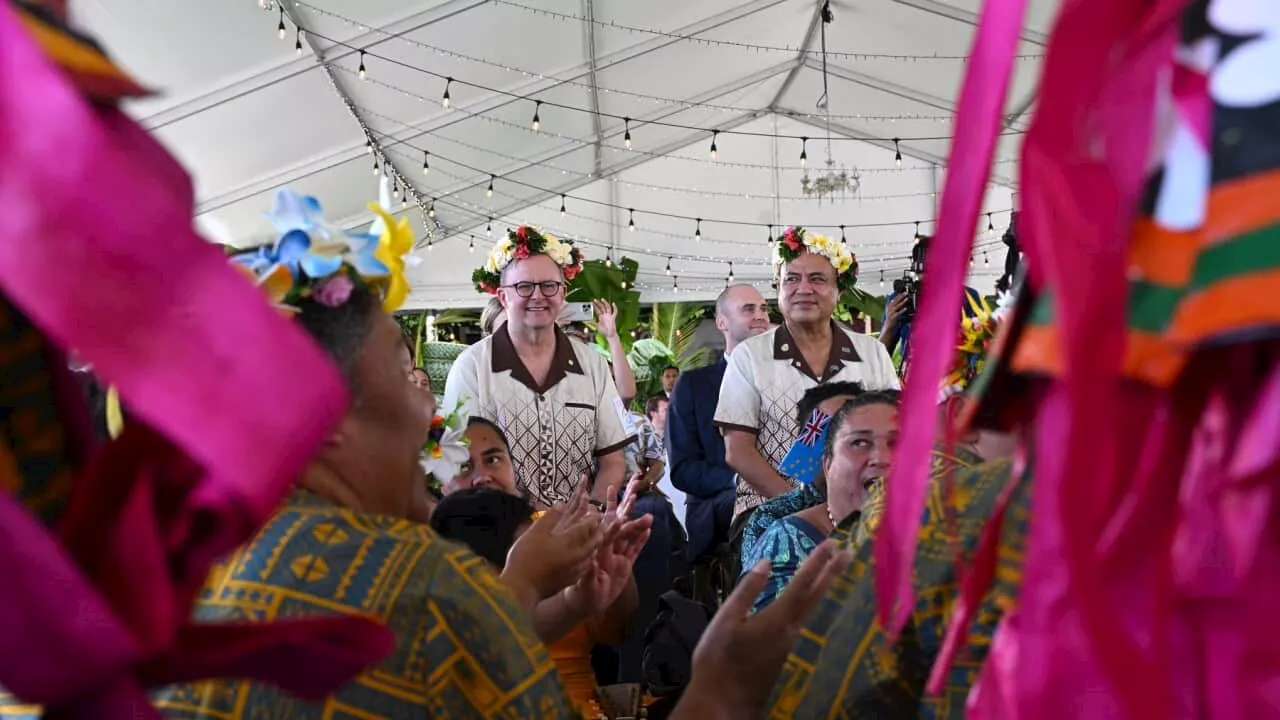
{"left": 73, "top": 0, "right": 1055, "bottom": 308}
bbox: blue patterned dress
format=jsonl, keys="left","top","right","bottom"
{"left": 743, "top": 514, "right": 828, "bottom": 613}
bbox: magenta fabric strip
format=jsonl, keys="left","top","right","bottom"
{"left": 0, "top": 3, "right": 391, "bottom": 712}
{"left": 873, "top": 0, "right": 1027, "bottom": 634}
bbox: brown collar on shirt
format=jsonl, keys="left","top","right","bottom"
{"left": 491, "top": 324, "right": 585, "bottom": 393}
{"left": 773, "top": 320, "right": 861, "bottom": 383}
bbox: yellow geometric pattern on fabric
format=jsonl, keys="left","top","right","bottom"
{"left": 149, "top": 490, "right": 577, "bottom": 719}
{"left": 766, "top": 451, "right": 1028, "bottom": 719}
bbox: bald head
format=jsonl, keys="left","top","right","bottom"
{"left": 715, "top": 283, "right": 769, "bottom": 353}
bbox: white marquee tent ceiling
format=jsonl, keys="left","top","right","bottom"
{"left": 73, "top": 0, "right": 1056, "bottom": 308}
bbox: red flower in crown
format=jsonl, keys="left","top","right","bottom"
{"left": 517, "top": 226, "right": 529, "bottom": 240}
{"left": 513, "top": 244, "right": 531, "bottom": 260}
{"left": 563, "top": 264, "right": 581, "bottom": 280}
{"left": 783, "top": 228, "right": 802, "bottom": 251}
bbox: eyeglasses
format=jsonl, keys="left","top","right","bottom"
{"left": 503, "top": 281, "right": 565, "bottom": 298}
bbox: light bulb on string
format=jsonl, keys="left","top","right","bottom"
{"left": 372, "top": 158, "right": 379, "bottom": 176}
{"left": 400, "top": 194, "right": 407, "bottom": 210}
{"left": 623, "top": 118, "right": 632, "bottom": 149}
{"left": 709, "top": 131, "right": 718, "bottom": 160}
{"left": 879, "top": 269, "right": 885, "bottom": 288}
{"left": 277, "top": 7, "right": 286, "bottom": 39}
{"left": 441, "top": 78, "right": 452, "bottom": 108}
{"left": 969, "top": 254, "right": 974, "bottom": 267}
{"left": 531, "top": 101, "right": 542, "bottom": 132}
{"left": 986, "top": 212, "right": 995, "bottom": 237}
{"left": 984, "top": 251, "right": 990, "bottom": 265}
{"left": 727, "top": 261, "right": 735, "bottom": 283}
{"left": 665, "top": 257, "right": 671, "bottom": 275}
{"left": 392, "top": 183, "right": 400, "bottom": 200}
{"left": 295, "top": 28, "right": 303, "bottom": 55}
{"left": 893, "top": 138, "right": 902, "bottom": 168}
{"left": 799, "top": 137, "right": 808, "bottom": 168}
{"left": 426, "top": 239, "right": 433, "bottom": 252}
{"left": 628, "top": 208, "right": 635, "bottom": 232}
{"left": 469, "top": 236, "right": 475, "bottom": 253}
{"left": 694, "top": 218, "right": 702, "bottom": 242}
{"left": 673, "top": 275, "right": 679, "bottom": 293}
{"left": 358, "top": 51, "right": 367, "bottom": 80}
{"left": 428, "top": 200, "right": 436, "bottom": 219}
{"left": 486, "top": 175, "right": 495, "bottom": 198}
{"left": 767, "top": 225, "right": 774, "bottom": 244}
{"left": 486, "top": 218, "right": 493, "bottom": 237}
{"left": 621, "top": 280, "right": 628, "bottom": 290}
{"left": 605, "top": 249, "right": 613, "bottom": 268}
{"left": 559, "top": 194, "right": 566, "bottom": 217}
{"left": 422, "top": 150, "right": 430, "bottom": 175}
{"left": 365, "top": 138, "right": 373, "bottom": 155}
{"left": 913, "top": 221, "right": 921, "bottom": 238}
{"left": 840, "top": 225, "right": 847, "bottom": 244}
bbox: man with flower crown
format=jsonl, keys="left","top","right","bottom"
{"left": 715, "top": 227, "right": 899, "bottom": 531}
{"left": 445, "top": 226, "right": 634, "bottom": 508}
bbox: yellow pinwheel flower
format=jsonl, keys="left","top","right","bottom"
{"left": 368, "top": 202, "right": 415, "bottom": 312}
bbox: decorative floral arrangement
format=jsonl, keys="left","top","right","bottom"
{"left": 472, "top": 225, "right": 585, "bottom": 295}
{"left": 422, "top": 402, "right": 470, "bottom": 483}
{"left": 231, "top": 189, "right": 414, "bottom": 313}
{"left": 939, "top": 291, "right": 1014, "bottom": 400}
{"left": 772, "top": 226, "right": 858, "bottom": 293}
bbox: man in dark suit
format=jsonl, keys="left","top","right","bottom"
{"left": 665, "top": 283, "right": 769, "bottom": 604}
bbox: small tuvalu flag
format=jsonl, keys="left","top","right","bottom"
{"left": 777, "top": 408, "right": 832, "bottom": 486}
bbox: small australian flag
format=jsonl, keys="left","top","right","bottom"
{"left": 778, "top": 408, "right": 832, "bottom": 486}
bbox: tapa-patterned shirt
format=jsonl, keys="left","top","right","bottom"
{"left": 150, "top": 490, "right": 575, "bottom": 719}
{"left": 444, "top": 325, "right": 634, "bottom": 507}
{"left": 714, "top": 321, "right": 899, "bottom": 518}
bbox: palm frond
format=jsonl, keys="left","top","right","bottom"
{"left": 648, "top": 302, "right": 709, "bottom": 369}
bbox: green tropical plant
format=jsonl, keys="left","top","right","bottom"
{"left": 566, "top": 257, "right": 642, "bottom": 351}
{"left": 647, "top": 301, "right": 710, "bottom": 369}
{"left": 834, "top": 287, "right": 889, "bottom": 329}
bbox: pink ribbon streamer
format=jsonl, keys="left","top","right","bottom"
{"left": 0, "top": 3, "right": 392, "bottom": 713}
{"left": 874, "top": 0, "right": 1027, "bottom": 634}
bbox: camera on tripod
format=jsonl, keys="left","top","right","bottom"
{"left": 891, "top": 234, "right": 928, "bottom": 319}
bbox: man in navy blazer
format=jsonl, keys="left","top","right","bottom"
{"left": 665, "top": 284, "right": 770, "bottom": 565}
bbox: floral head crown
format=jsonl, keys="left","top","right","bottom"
{"left": 472, "top": 225, "right": 585, "bottom": 295}
{"left": 939, "top": 291, "right": 1014, "bottom": 401}
{"left": 230, "top": 189, "right": 414, "bottom": 313}
{"left": 772, "top": 226, "right": 858, "bottom": 294}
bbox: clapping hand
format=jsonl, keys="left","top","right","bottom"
{"left": 565, "top": 476, "right": 651, "bottom": 617}
{"left": 505, "top": 480, "right": 602, "bottom": 603}
{"left": 677, "top": 541, "right": 851, "bottom": 718}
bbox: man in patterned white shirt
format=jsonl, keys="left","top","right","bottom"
{"left": 445, "top": 226, "right": 633, "bottom": 506}
{"left": 714, "top": 226, "right": 899, "bottom": 524}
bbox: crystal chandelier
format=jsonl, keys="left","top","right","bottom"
{"left": 801, "top": 157, "right": 860, "bottom": 204}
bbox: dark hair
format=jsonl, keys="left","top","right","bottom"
{"left": 821, "top": 389, "right": 903, "bottom": 461}
{"left": 663, "top": 365, "right": 679, "bottom": 374}
{"left": 294, "top": 284, "right": 382, "bottom": 394}
{"left": 795, "top": 381, "right": 866, "bottom": 426}
{"left": 467, "top": 416, "right": 512, "bottom": 453}
{"left": 645, "top": 395, "right": 668, "bottom": 418}
{"left": 430, "top": 487, "right": 535, "bottom": 569}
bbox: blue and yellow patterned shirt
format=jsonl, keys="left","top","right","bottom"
{"left": 152, "top": 491, "right": 575, "bottom": 719}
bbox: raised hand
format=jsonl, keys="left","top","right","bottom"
{"left": 675, "top": 541, "right": 851, "bottom": 718}
{"left": 592, "top": 299, "right": 619, "bottom": 340}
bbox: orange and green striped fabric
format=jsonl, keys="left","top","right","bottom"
{"left": 1012, "top": 168, "right": 1280, "bottom": 387}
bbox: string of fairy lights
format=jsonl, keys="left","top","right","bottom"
{"left": 263, "top": 2, "right": 1015, "bottom": 304}
{"left": 348, "top": 98, "right": 1005, "bottom": 203}
{"left": 292, "top": 0, "right": 1028, "bottom": 125}
{"left": 269, "top": 8, "right": 1026, "bottom": 158}
{"left": 338, "top": 64, "right": 1009, "bottom": 174}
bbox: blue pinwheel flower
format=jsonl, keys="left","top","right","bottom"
{"left": 343, "top": 232, "right": 390, "bottom": 278}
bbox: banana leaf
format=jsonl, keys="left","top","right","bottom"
{"left": 566, "top": 257, "right": 642, "bottom": 351}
